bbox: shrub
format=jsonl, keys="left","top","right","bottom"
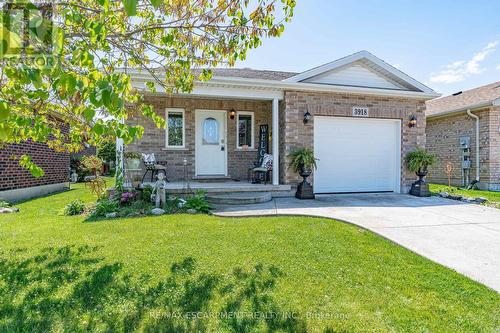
{"left": 184, "top": 190, "right": 211, "bottom": 213}
{"left": 97, "top": 141, "right": 116, "bottom": 164}
{"left": 90, "top": 198, "right": 119, "bottom": 218}
{"left": 82, "top": 155, "right": 103, "bottom": 176}
{"left": 62, "top": 200, "right": 86, "bottom": 216}
{"left": 405, "top": 148, "right": 436, "bottom": 173}
{"left": 70, "top": 156, "right": 92, "bottom": 182}
{"left": 88, "top": 177, "right": 107, "bottom": 199}
{"left": 141, "top": 185, "right": 154, "bottom": 202}
{"left": 0, "top": 201, "right": 11, "bottom": 208}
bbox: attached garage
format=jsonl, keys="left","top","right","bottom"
{"left": 314, "top": 116, "right": 401, "bottom": 194}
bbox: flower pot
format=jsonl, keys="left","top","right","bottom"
{"left": 126, "top": 158, "right": 141, "bottom": 170}
{"left": 295, "top": 164, "right": 315, "bottom": 200}
{"left": 410, "top": 166, "right": 431, "bottom": 197}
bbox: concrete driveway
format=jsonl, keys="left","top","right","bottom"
{"left": 213, "top": 193, "right": 500, "bottom": 292}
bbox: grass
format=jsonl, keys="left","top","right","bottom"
{"left": 430, "top": 183, "right": 500, "bottom": 208}
{"left": 0, "top": 183, "right": 499, "bottom": 332}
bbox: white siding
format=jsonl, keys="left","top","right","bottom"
{"left": 303, "top": 63, "right": 405, "bottom": 90}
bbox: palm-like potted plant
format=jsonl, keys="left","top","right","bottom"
{"left": 405, "top": 148, "right": 436, "bottom": 197}
{"left": 288, "top": 148, "right": 318, "bottom": 199}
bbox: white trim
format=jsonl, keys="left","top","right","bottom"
{"left": 165, "top": 108, "right": 185, "bottom": 149}
{"left": 128, "top": 70, "right": 440, "bottom": 100}
{"left": 272, "top": 98, "right": 279, "bottom": 185}
{"left": 235, "top": 111, "right": 255, "bottom": 149}
{"left": 283, "top": 51, "right": 437, "bottom": 95}
{"left": 194, "top": 109, "right": 228, "bottom": 177}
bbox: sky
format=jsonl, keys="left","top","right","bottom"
{"left": 236, "top": 0, "right": 500, "bottom": 96}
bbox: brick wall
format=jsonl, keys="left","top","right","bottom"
{"left": 0, "top": 141, "right": 70, "bottom": 191}
{"left": 126, "top": 95, "right": 272, "bottom": 181}
{"left": 280, "top": 91, "right": 427, "bottom": 192}
{"left": 426, "top": 107, "right": 498, "bottom": 190}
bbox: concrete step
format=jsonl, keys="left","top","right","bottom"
{"left": 207, "top": 192, "right": 273, "bottom": 205}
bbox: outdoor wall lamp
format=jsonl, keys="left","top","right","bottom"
{"left": 408, "top": 115, "right": 417, "bottom": 128}
{"left": 229, "top": 109, "right": 236, "bottom": 120}
{"left": 303, "top": 110, "right": 311, "bottom": 124}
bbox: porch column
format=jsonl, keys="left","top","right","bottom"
{"left": 272, "top": 98, "right": 279, "bottom": 185}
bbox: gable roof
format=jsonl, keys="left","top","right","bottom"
{"left": 194, "top": 68, "right": 298, "bottom": 81}
{"left": 283, "top": 50, "right": 436, "bottom": 94}
{"left": 426, "top": 81, "right": 500, "bottom": 117}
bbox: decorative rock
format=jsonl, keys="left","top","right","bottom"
{"left": 0, "top": 207, "right": 19, "bottom": 214}
{"left": 448, "top": 194, "right": 463, "bottom": 201}
{"left": 126, "top": 212, "right": 141, "bottom": 218}
{"left": 105, "top": 212, "right": 117, "bottom": 218}
{"left": 178, "top": 198, "right": 186, "bottom": 208}
{"left": 186, "top": 209, "right": 197, "bottom": 214}
{"left": 462, "top": 198, "right": 475, "bottom": 203}
{"left": 151, "top": 208, "right": 165, "bottom": 215}
{"left": 475, "top": 197, "right": 488, "bottom": 204}
{"left": 438, "top": 192, "right": 449, "bottom": 198}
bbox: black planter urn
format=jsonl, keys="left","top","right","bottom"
{"left": 295, "top": 166, "right": 315, "bottom": 200}
{"left": 409, "top": 167, "right": 431, "bottom": 197}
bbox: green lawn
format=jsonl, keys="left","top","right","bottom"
{"left": 430, "top": 183, "right": 500, "bottom": 208}
{"left": 0, "top": 183, "right": 498, "bottom": 332}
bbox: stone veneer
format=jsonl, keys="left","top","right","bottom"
{"left": 426, "top": 106, "right": 499, "bottom": 190}
{"left": 126, "top": 95, "right": 272, "bottom": 181}
{"left": 279, "top": 91, "right": 427, "bottom": 193}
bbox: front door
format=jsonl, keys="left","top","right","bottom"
{"left": 195, "top": 110, "right": 227, "bottom": 176}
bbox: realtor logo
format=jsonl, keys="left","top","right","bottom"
{"left": 0, "top": 1, "right": 55, "bottom": 64}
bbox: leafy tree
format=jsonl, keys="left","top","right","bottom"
{"left": 97, "top": 140, "right": 116, "bottom": 163}
{"left": 0, "top": 0, "right": 295, "bottom": 176}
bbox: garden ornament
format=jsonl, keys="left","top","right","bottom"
{"left": 152, "top": 172, "right": 167, "bottom": 208}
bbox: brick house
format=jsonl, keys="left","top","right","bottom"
{"left": 124, "top": 51, "right": 439, "bottom": 194}
{"left": 426, "top": 81, "right": 500, "bottom": 191}
{"left": 0, "top": 141, "right": 70, "bottom": 202}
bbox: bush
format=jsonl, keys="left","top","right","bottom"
{"left": 184, "top": 190, "right": 211, "bottom": 213}
{"left": 97, "top": 141, "right": 116, "bottom": 164}
{"left": 62, "top": 200, "right": 86, "bottom": 216}
{"left": 82, "top": 155, "right": 103, "bottom": 176}
{"left": 88, "top": 177, "right": 107, "bottom": 199}
{"left": 141, "top": 185, "right": 154, "bottom": 203}
{"left": 90, "top": 198, "right": 119, "bottom": 218}
{"left": 0, "top": 201, "right": 11, "bottom": 208}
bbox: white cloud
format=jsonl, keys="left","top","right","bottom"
{"left": 496, "top": 64, "right": 500, "bottom": 70}
{"left": 430, "top": 41, "right": 498, "bottom": 84}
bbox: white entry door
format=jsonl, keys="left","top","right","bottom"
{"left": 314, "top": 116, "right": 401, "bottom": 193}
{"left": 195, "top": 110, "right": 227, "bottom": 176}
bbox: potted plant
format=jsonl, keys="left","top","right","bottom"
{"left": 124, "top": 151, "right": 142, "bottom": 170}
{"left": 405, "top": 148, "right": 436, "bottom": 197}
{"left": 288, "top": 148, "right": 318, "bottom": 199}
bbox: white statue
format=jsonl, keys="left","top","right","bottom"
{"left": 152, "top": 173, "right": 167, "bottom": 208}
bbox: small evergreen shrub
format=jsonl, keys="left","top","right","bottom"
{"left": 90, "top": 198, "right": 119, "bottom": 218}
{"left": 0, "top": 201, "right": 11, "bottom": 208}
{"left": 62, "top": 200, "right": 85, "bottom": 216}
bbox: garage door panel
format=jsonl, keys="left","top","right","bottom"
{"left": 314, "top": 116, "right": 400, "bottom": 193}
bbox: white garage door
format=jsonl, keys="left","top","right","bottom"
{"left": 314, "top": 116, "right": 401, "bottom": 193}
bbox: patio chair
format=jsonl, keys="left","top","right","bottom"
{"left": 248, "top": 154, "right": 273, "bottom": 184}
{"left": 141, "top": 153, "right": 169, "bottom": 183}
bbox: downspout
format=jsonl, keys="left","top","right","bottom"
{"left": 466, "top": 109, "right": 480, "bottom": 183}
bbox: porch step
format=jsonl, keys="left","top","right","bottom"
{"left": 207, "top": 192, "right": 272, "bottom": 205}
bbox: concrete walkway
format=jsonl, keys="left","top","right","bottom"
{"left": 213, "top": 193, "right": 500, "bottom": 292}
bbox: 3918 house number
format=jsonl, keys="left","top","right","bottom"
{"left": 352, "top": 107, "right": 369, "bottom": 117}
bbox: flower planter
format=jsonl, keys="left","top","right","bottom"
{"left": 126, "top": 158, "right": 141, "bottom": 170}
{"left": 295, "top": 166, "right": 315, "bottom": 200}
{"left": 409, "top": 167, "right": 431, "bottom": 197}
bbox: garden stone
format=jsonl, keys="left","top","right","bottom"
{"left": 0, "top": 207, "right": 19, "bottom": 214}
{"left": 475, "top": 197, "right": 488, "bottom": 204}
{"left": 449, "top": 194, "right": 463, "bottom": 201}
{"left": 127, "top": 212, "right": 141, "bottom": 218}
{"left": 151, "top": 208, "right": 165, "bottom": 215}
{"left": 186, "top": 209, "right": 197, "bottom": 214}
{"left": 462, "top": 198, "right": 475, "bottom": 203}
{"left": 105, "top": 212, "right": 118, "bottom": 218}
{"left": 438, "top": 192, "right": 449, "bottom": 198}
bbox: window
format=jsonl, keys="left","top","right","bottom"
{"left": 237, "top": 112, "right": 254, "bottom": 148}
{"left": 166, "top": 109, "right": 185, "bottom": 148}
{"left": 202, "top": 117, "right": 219, "bottom": 145}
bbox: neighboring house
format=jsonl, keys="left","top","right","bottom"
{"left": 0, "top": 141, "right": 70, "bottom": 202}
{"left": 125, "top": 51, "right": 439, "bottom": 193}
{"left": 426, "top": 82, "right": 500, "bottom": 191}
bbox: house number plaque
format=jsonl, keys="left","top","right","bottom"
{"left": 352, "top": 107, "right": 369, "bottom": 117}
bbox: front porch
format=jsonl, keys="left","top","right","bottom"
{"left": 142, "top": 180, "right": 292, "bottom": 196}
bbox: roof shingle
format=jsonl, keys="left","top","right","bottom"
{"left": 426, "top": 81, "right": 500, "bottom": 117}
